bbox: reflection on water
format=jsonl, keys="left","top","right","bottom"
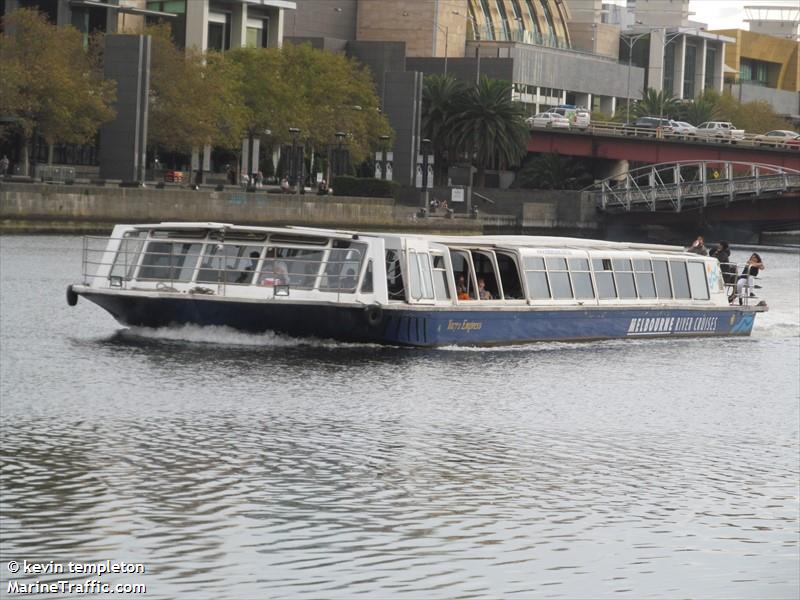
{"left": 1, "top": 236, "right": 799, "bottom": 599}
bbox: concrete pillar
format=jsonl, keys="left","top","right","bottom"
{"left": 561, "top": 90, "right": 567, "bottom": 104}
{"left": 269, "top": 10, "right": 284, "bottom": 48}
{"left": 648, "top": 30, "right": 666, "bottom": 92}
{"left": 695, "top": 38, "right": 707, "bottom": 98}
{"left": 599, "top": 96, "right": 616, "bottom": 117}
{"left": 715, "top": 42, "right": 725, "bottom": 92}
{"left": 673, "top": 35, "right": 686, "bottom": 99}
{"left": 203, "top": 145, "right": 211, "bottom": 172}
{"left": 185, "top": 0, "right": 208, "bottom": 51}
{"left": 534, "top": 86, "right": 541, "bottom": 113}
{"left": 231, "top": 2, "right": 248, "bottom": 48}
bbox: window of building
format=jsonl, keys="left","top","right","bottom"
{"left": 663, "top": 40, "right": 676, "bottom": 94}
{"left": 687, "top": 261, "right": 709, "bottom": 300}
{"left": 207, "top": 12, "right": 231, "bottom": 51}
{"left": 592, "top": 258, "right": 617, "bottom": 299}
{"left": 523, "top": 0, "right": 544, "bottom": 44}
{"left": 704, "top": 45, "right": 717, "bottom": 89}
{"left": 740, "top": 58, "right": 770, "bottom": 86}
{"left": 146, "top": 1, "right": 187, "bottom": 48}
{"left": 538, "top": 0, "right": 559, "bottom": 46}
{"left": 478, "top": 0, "right": 496, "bottom": 41}
{"left": 683, "top": 43, "right": 696, "bottom": 98}
{"left": 495, "top": 0, "right": 511, "bottom": 41}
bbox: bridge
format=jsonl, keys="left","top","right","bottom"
{"left": 527, "top": 124, "right": 800, "bottom": 171}
{"left": 587, "top": 161, "right": 800, "bottom": 213}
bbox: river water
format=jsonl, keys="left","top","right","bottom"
{"left": 1, "top": 235, "right": 798, "bottom": 599}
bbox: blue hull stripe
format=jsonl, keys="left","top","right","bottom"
{"left": 82, "top": 293, "right": 757, "bottom": 346}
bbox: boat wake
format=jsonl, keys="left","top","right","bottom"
{"left": 117, "top": 324, "right": 385, "bottom": 350}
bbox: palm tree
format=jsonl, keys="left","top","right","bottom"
{"left": 633, "top": 87, "right": 681, "bottom": 119}
{"left": 679, "top": 90, "right": 721, "bottom": 125}
{"left": 421, "top": 74, "right": 466, "bottom": 185}
{"left": 449, "top": 76, "right": 528, "bottom": 188}
{"left": 515, "top": 153, "right": 591, "bottom": 190}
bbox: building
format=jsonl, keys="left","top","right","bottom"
{"left": 711, "top": 6, "right": 800, "bottom": 122}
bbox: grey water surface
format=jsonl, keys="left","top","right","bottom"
{"left": 1, "top": 235, "right": 798, "bottom": 599}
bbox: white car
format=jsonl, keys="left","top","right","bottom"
{"left": 695, "top": 121, "right": 745, "bottom": 141}
{"left": 546, "top": 106, "right": 591, "bottom": 130}
{"left": 667, "top": 121, "right": 697, "bottom": 137}
{"left": 754, "top": 130, "right": 800, "bottom": 148}
{"left": 527, "top": 112, "right": 570, "bottom": 129}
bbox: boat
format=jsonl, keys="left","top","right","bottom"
{"left": 66, "top": 222, "right": 767, "bottom": 346}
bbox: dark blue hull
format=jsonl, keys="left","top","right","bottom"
{"left": 79, "top": 291, "right": 758, "bottom": 347}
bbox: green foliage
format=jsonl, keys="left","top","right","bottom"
{"left": 331, "top": 175, "right": 398, "bottom": 197}
{"left": 676, "top": 89, "right": 794, "bottom": 132}
{"left": 147, "top": 24, "right": 247, "bottom": 152}
{"left": 515, "top": 153, "right": 591, "bottom": 190}
{"left": 0, "top": 9, "right": 116, "bottom": 170}
{"left": 422, "top": 74, "right": 467, "bottom": 183}
{"left": 633, "top": 88, "right": 681, "bottom": 119}
{"left": 678, "top": 90, "right": 720, "bottom": 125}
{"left": 447, "top": 76, "right": 529, "bottom": 188}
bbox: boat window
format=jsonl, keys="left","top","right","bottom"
{"left": 111, "top": 231, "right": 146, "bottom": 281}
{"left": 687, "top": 261, "right": 709, "bottom": 300}
{"left": 450, "top": 250, "right": 477, "bottom": 300}
{"left": 592, "top": 259, "right": 617, "bottom": 299}
{"left": 546, "top": 257, "right": 573, "bottom": 299}
{"left": 407, "top": 251, "right": 435, "bottom": 300}
{"left": 268, "top": 234, "right": 328, "bottom": 246}
{"left": 386, "top": 249, "right": 405, "bottom": 300}
{"left": 568, "top": 258, "right": 595, "bottom": 300}
{"left": 524, "top": 256, "right": 550, "bottom": 300}
{"left": 497, "top": 252, "right": 524, "bottom": 299}
{"left": 471, "top": 251, "right": 500, "bottom": 299}
{"left": 209, "top": 231, "right": 268, "bottom": 242}
{"left": 319, "top": 241, "right": 365, "bottom": 293}
{"left": 139, "top": 241, "right": 202, "bottom": 281}
{"left": 360, "top": 260, "right": 373, "bottom": 294}
{"left": 198, "top": 244, "right": 263, "bottom": 284}
{"left": 669, "top": 261, "right": 692, "bottom": 299}
{"left": 259, "top": 246, "right": 325, "bottom": 289}
{"left": 150, "top": 229, "right": 208, "bottom": 239}
{"left": 633, "top": 259, "right": 657, "bottom": 299}
{"left": 653, "top": 260, "right": 672, "bottom": 298}
{"left": 612, "top": 258, "right": 637, "bottom": 299}
{"left": 431, "top": 254, "right": 451, "bottom": 300}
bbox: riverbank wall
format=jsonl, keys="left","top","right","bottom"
{"left": 0, "top": 183, "right": 599, "bottom": 235}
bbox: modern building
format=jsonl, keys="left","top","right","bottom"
{"left": 711, "top": 6, "right": 800, "bottom": 122}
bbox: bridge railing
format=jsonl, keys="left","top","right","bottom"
{"left": 536, "top": 120, "right": 800, "bottom": 151}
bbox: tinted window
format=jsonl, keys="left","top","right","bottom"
{"left": 687, "top": 261, "right": 709, "bottom": 300}
{"left": 670, "top": 261, "right": 691, "bottom": 299}
{"left": 653, "top": 260, "right": 672, "bottom": 298}
{"left": 569, "top": 258, "right": 594, "bottom": 300}
{"left": 496, "top": 252, "right": 523, "bottom": 299}
{"left": 593, "top": 258, "right": 616, "bottom": 299}
{"left": 613, "top": 259, "right": 637, "bottom": 299}
{"left": 633, "top": 259, "right": 657, "bottom": 299}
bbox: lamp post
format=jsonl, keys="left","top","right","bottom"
{"left": 334, "top": 131, "right": 346, "bottom": 177}
{"left": 378, "top": 134, "right": 390, "bottom": 180}
{"left": 420, "top": 138, "right": 431, "bottom": 209}
{"left": 288, "top": 127, "right": 300, "bottom": 194}
{"left": 622, "top": 32, "right": 650, "bottom": 123}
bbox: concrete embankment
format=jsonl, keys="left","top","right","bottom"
{"left": 0, "top": 183, "right": 600, "bottom": 235}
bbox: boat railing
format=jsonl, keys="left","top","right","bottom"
{"left": 719, "top": 261, "right": 763, "bottom": 306}
{"left": 81, "top": 236, "right": 364, "bottom": 295}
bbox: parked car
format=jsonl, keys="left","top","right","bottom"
{"left": 695, "top": 121, "right": 745, "bottom": 142}
{"left": 526, "top": 112, "right": 570, "bottom": 129}
{"left": 623, "top": 116, "right": 673, "bottom": 136}
{"left": 545, "top": 106, "right": 591, "bottom": 130}
{"left": 667, "top": 120, "right": 697, "bottom": 137}
{"left": 754, "top": 130, "right": 800, "bottom": 148}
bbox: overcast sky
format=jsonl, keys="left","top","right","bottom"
{"left": 689, "top": 0, "right": 799, "bottom": 30}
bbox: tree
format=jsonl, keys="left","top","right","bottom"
{"left": 515, "top": 153, "right": 591, "bottom": 190}
{"left": 0, "top": 8, "right": 116, "bottom": 174}
{"left": 449, "top": 76, "right": 528, "bottom": 188}
{"left": 633, "top": 88, "right": 681, "bottom": 119}
{"left": 678, "top": 90, "right": 720, "bottom": 125}
{"left": 147, "top": 24, "right": 247, "bottom": 154}
{"left": 422, "top": 74, "right": 467, "bottom": 184}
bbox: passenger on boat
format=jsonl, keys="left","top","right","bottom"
{"left": 478, "top": 278, "right": 493, "bottom": 300}
{"left": 709, "top": 241, "right": 735, "bottom": 284}
{"left": 236, "top": 251, "right": 260, "bottom": 284}
{"left": 687, "top": 235, "right": 709, "bottom": 256}
{"left": 456, "top": 274, "right": 470, "bottom": 300}
{"left": 735, "top": 253, "right": 764, "bottom": 303}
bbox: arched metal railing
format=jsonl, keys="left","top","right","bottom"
{"left": 587, "top": 161, "right": 800, "bottom": 212}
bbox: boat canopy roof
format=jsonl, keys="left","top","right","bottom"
{"left": 123, "top": 222, "right": 687, "bottom": 254}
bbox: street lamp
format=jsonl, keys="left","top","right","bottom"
{"left": 622, "top": 31, "right": 650, "bottom": 123}
{"left": 288, "top": 127, "right": 300, "bottom": 194}
{"left": 378, "top": 134, "right": 390, "bottom": 180}
{"left": 334, "top": 131, "right": 347, "bottom": 177}
{"left": 420, "top": 138, "right": 431, "bottom": 209}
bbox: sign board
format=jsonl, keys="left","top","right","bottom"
{"left": 451, "top": 187, "right": 465, "bottom": 203}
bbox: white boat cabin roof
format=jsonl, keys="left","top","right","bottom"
{"left": 125, "top": 222, "right": 688, "bottom": 255}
